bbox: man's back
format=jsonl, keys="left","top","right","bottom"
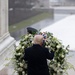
{"left": 24, "top": 44, "right": 54, "bottom": 75}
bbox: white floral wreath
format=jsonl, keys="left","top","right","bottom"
{"left": 14, "top": 32, "right": 74, "bottom": 75}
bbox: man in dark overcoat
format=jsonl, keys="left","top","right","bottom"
{"left": 24, "top": 35, "right": 54, "bottom": 75}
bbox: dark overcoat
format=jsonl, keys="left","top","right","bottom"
{"left": 24, "top": 44, "right": 54, "bottom": 75}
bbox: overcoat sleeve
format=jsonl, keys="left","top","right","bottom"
{"left": 45, "top": 48, "right": 54, "bottom": 60}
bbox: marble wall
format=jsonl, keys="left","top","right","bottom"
{"left": 0, "top": 0, "right": 16, "bottom": 74}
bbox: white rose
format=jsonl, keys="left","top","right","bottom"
{"left": 45, "top": 46, "right": 48, "bottom": 48}
{"left": 16, "top": 45, "right": 21, "bottom": 50}
{"left": 22, "top": 71, "right": 25, "bottom": 75}
{"left": 61, "top": 55, "right": 64, "bottom": 58}
{"left": 46, "top": 42, "right": 48, "bottom": 45}
{"left": 48, "top": 46, "right": 50, "bottom": 48}
{"left": 18, "top": 68, "right": 23, "bottom": 71}
{"left": 56, "top": 45, "right": 61, "bottom": 49}
{"left": 24, "top": 42, "right": 27, "bottom": 44}
{"left": 20, "top": 63, "right": 23, "bottom": 67}
{"left": 17, "top": 53, "right": 21, "bottom": 56}
{"left": 25, "top": 35, "right": 28, "bottom": 39}
{"left": 22, "top": 46, "right": 24, "bottom": 49}
{"left": 58, "top": 63, "right": 60, "bottom": 67}
{"left": 16, "top": 47, "right": 19, "bottom": 50}
{"left": 65, "top": 50, "right": 69, "bottom": 53}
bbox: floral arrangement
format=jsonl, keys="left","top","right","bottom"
{"left": 14, "top": 31, "right": 73, "bottom": 75}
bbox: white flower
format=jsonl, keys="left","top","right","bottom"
{"left": 22, "top": 46, "right": 24, "bottom": 49}
{"left": 16, "top": 45, "right": 21, "bottom": 50}
{"left": 24, "top": 41, "right": 27, "bottom": 44}
{"left": 56, "top": 45, "right": 61, "bottom": 49}
{"left": 17, "top": 53, "right": 22, "bottom": 56}
{"left": 18, "top": 68, "right": 23, "bottom": 71}
{"left": 20, "top": 63, "right": 23, "bottom": 67}
{"left": 22, "top": 71, "right": 25, "bottom": 75}
{"left": 61, "top": 55, "right": 64, "bottom": 58}
{"left": 57, "top": 70, "right": 59, "bottom": 73}
{"left": 48, "top": 46, "right": 50, "bottom": 48}
{"left": 25, "top": 35, "right": 29, "bottom": 39}
{"left": 28, "top": 34, "right": 32, "bottom": 37}
{"left": 46, "top": 42, "right": 48, "bottom": 45}
{"left": 45, "top": 46, "right": 48, "bottom": 48}
{"left": 65, "top": 50, "right": 69, "bottom": 53}
{"left": 58, "top": 63, "right": 60, "bottom": 67}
